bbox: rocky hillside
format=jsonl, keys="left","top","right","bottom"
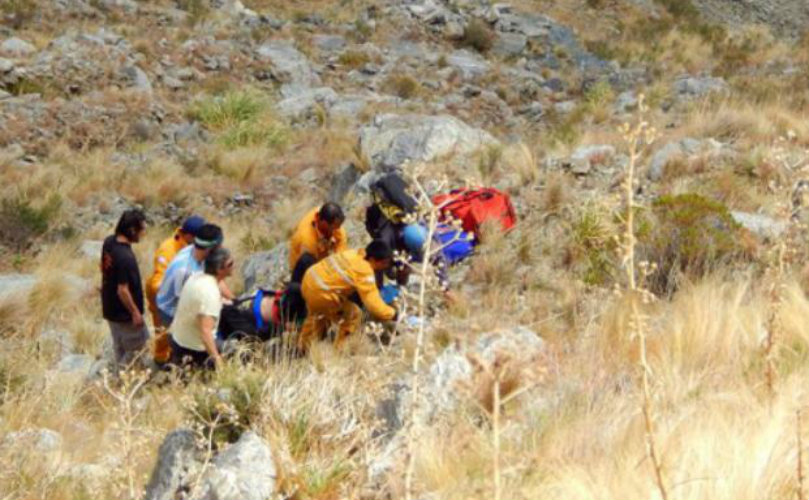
{"left": 2, "top": 1, "right": 809, "bottom": 499}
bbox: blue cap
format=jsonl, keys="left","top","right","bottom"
{"left": 180, "top": 215, "right": 206, "bottom": 236}
{"left": 403, "top": 224, "right": 428, "bottom": 253}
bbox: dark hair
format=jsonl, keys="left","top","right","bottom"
{"left": 114, "top": 209, "right": 146, "bottom": 240}
{"left": 194, "top": 223, "right": 223, "bottom": 249}
{"left": 365, "top": 240, "right": 392, "bottom": 261}
{"left": 318, "top": 202, "right": 345, "bottom": 225}
{"left": 204, "top": 247, "right": 231, "bottom": 275}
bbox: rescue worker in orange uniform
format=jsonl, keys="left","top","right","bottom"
{"left": 289, "top": 203, "right": 347, "bottom": 284}
{"left": 145, "top": 215, "right": 205, "bottom": 363}
{"left": 298, "top": 240, "right": 396, "bottom": 352}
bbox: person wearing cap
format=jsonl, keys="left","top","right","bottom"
{"left": 289, "top": 203, "right": 348, "bottom": 284}
{"left": 156, "top": 223, "right": 224, "bottom": 326}
{"left": 146, "top": 216, "right": 205, "bottom": 329}
{"left": 297, "top": 240, "right": 397, "bottom": 353}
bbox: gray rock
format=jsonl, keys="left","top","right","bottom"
{"left": 328, "top": 164, "right": 362, "bottom": 204}
{"left": 2, "top": 428, "right": 62, "bottom": 453}
{"left": 242, "top": 243, "right": 289, "bottom": 293}
{"left": 312, "top": 34, "right": 346, "bottom": 52}
{"left": 518, "top": 102, "right": 544, "bottom": 122}
{"left": 1, "top": 37, "right": 36, "bottom": 57}
{"left": 648, "top": 137, "right": 710, "bottom": 181}
{"left": 569, "top": 144, "right": 616, "bottom": 175}
{"left": 0, "top": 58, "right": 14, "bottom": 73}
{"left": 163, "top": 76, "right": 184, "bottom": 90}
{"left": 614, "top": 90, "right": 638, "bottom": 112}
{"left": 553, "top": 100, "right": 577, "bottom": 114}
{"left": 0, "top": 274, "right": 37, "bottom": 301}
{"left": 39, "top": 329, "right": 75, "bottom": 358}
{"left": 492, "top": 32, "right": 527, "bottom": 57}
{"left": 731, "top": 211, "right": 787, "bottom": 240}
{"left": 121, "top": 65, "right": 152, "bottom": 93}
{"left": 359, "top": 114, "right": 499, "bottom": 171}
{"left": 256, "top": 40, "right": 320, "bottom": 87}
{"left": 378, "top": 326, "right": 545, "bottom": 434}
{"left": 56, "top": 354, "right": 96, "bottom": 376}
{"left": 673, "top": 75, "right": 728, "bottom": 99}
{"left": 195, "top": 432, "right": 276, "bottom": 500}
{"left": 447, "top": 49, "right": 490, "bottom": 78}
{"left": 143, "top": 429, "right": 201, "bottom": 500}
{"left": 80, "top": 240, "right": 103, "bottom": 259}
{"left": 277, "top": 87, "right": 338, "bottom": 118}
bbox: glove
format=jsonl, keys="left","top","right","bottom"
{"left": 380, "top": 284, "right": 400, "bottom": 304}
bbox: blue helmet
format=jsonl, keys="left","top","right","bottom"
{"left": 403, "top": 224, "right": 428, "bottom": 253}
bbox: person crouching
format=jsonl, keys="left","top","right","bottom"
{"left": 169, "top": 247, "right": 234, "bottom": 370}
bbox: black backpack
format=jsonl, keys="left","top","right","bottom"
{"left": 371, "top": 173, "right": 418, "bottom": 223}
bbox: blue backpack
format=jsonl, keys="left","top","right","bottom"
{"left": 434, "top": 225, "right": 475, "bottom": 264}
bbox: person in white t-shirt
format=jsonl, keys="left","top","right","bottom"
{"left": 169, "top": 247, "right": 234, "bottom": 370}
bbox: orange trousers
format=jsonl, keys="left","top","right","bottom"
{"left": 146, "top": 289, "right": 171, "bottom": 363}
{"left": 298, "top": 292, "right": 361, "bottom": 352}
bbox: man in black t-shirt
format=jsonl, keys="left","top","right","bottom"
{"left": 101, "top": 209, "right": 149, "bottom": 369}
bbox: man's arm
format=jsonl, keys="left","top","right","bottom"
{"left": 355, "top": 273, "right": 396, "bottom": 321}
{"left": 218, "top": 280, "right": 235, "bottom": 302}
{"left": 198, "top": 315, "right": 223, "bottom": 368}
{"left": 117, "top": 283, "right": 144, "bottom": 326}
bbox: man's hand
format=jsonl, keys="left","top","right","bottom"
{"left": 213, "top": 354, "right": 225, "bottom": 370}
{"left": 132, "top": 310, "right": 145, "bottom": 327}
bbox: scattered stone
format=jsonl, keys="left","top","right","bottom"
{"left": 446, "top": 49, "right": 490, "bottom": 78}
{"left": 673, "top": 75, "right": 728, "bottom": 99}
{"left": 0, "top": 58, "right": 14, "bottom": 73}
{"left": 1, "top": 428, "right": 63, "bottom": 454}
{"left": 277, "top": 87, "right": 338, "bottom": 118}
{"left": 0, "top": 274, "right": 37, "bottom": 301}
{"left": 121, "top": 65, "right": 152, "bottom": 93}
{"left": 731, "top": 211, "right": 787, "bottom": 240}
{"left": 359, "top": 113, "right": 499, "bottom": 171}
{"left": 492, "top": 32, "right": 527, "bottom": 57}
{"left": 143, "top": 430, "right": 201, "bottom": 500}
{"left": 614, "top": 90, "right": 638, "bottom": 112}
{"left": 80, "top": 240, "right": 103, "bottom": 259}
{"left": 256, "top": 40, "right": 320, "bottom": 87}
{"left": 242, "top": 243, "right": 289, "bottom": 293}
{"left": 568, "top": 144, "right": 616, "bottom": 175}
{"left": 647, "top": 137, "right": 717, "bottom": 181}
{"left": 56, "top": 354, "right": 96, "bottom": 375}
{"left": 1, "top": 37, "right": 36, "bottom": 57}
{"left": 39, "top": 329, "right": 75, "bottom": 358}
{"left": 163, "top": 76, "right": 184, "bottom": 90}
{"left": 312, "top": 34, "right": 346, "bottom": 52}
{"left": 554, "top": 100, "right": 577, "bottom": 114}
{"left": 195, "top": 432, "right": 276, "bottom": 500}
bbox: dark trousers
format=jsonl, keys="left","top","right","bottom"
{"left": 169, "top": 336, "right": 213, "bottom": 370}
{"left": 291, "top": 252, "right": 318, "bottom": 284}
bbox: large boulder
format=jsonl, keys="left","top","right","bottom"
{"left": 359, "top": 114, "right": 498, "bottom": 171}
{"left": 377, "top": 326, "right": 545, "bottom": 435}
{"left": 143, "top": 430, "right": 201, "bottom": 500}
{"left": 242, "top": 243, "right": 289, "bottom": 293}
{"left": 255, "top": 40, "right": 320, "bottom": 87}
{"left": 276, "top": 87, "right": 338, "bottom": 119}
{"left": 195, "top": 432, "right": 276, "bottom": 500}
{"left": 673, "top": 74, "right": 728, "bottom": 100}
{"left": 0, "top": 37, "right": 37, "bottom": 57}
{"left": 731, "top": 211, "right": 787, "bottom": 241}
{"left": 647, "top": 137, "right": 721, "bottom": 181}
{"left": 446, "top": 49, "right": 490, "bottom": 78}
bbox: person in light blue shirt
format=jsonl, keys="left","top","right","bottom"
{"left": 156, "top": 224, "right": 223, "bottom": 325}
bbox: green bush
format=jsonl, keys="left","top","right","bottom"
{"left": 640, "top": 193, "right": 750, "bottom": 294}
{"left": 187, "top": 367, "right": 266, "bottom": 447}
{"left": 0, "top": 194, "right": 61, "bottom": 251}
{"left": 461, "top": 19, "right": 494, "bottom": 53}
{"left": 569, "top": 208, "right": 618, "bottom": 286}
{"left": 189, "top": 90, "right": 288, "bottom": 150}
{"left": 337, "top": 50, "right": 371, "bottom": 69}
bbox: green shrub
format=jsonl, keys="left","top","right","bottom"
{"left": 187, "top": 367, "right": 266, "bottom": 447}
{"left": 0, "top": 194, "right": 61, "bottom": 251}
{"left": 189, "top": 90, "right": 288, "bottom": 150}
{"left": 0, "top": 0, "right": 36, "bottom": 29}
{"left": 461, "top": 19, "right": 494, "bottom": 53}
{"left": 570, "top": 208, "right": 618, "bottom": 286}
{"left": 640, "top": 193, "right": 750, "bottom": 295}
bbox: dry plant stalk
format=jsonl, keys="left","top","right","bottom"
{"left": 402, "top": 164, "right": 448, "bottom": 500}
{"left": 798, "top": 409, "right": 806, "bottom": 500}
{"left": 97, "top": 368, "right": 151, "bottom": 499}
{"left": 620, "top": 96, "right": 668, "bottom": 500}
